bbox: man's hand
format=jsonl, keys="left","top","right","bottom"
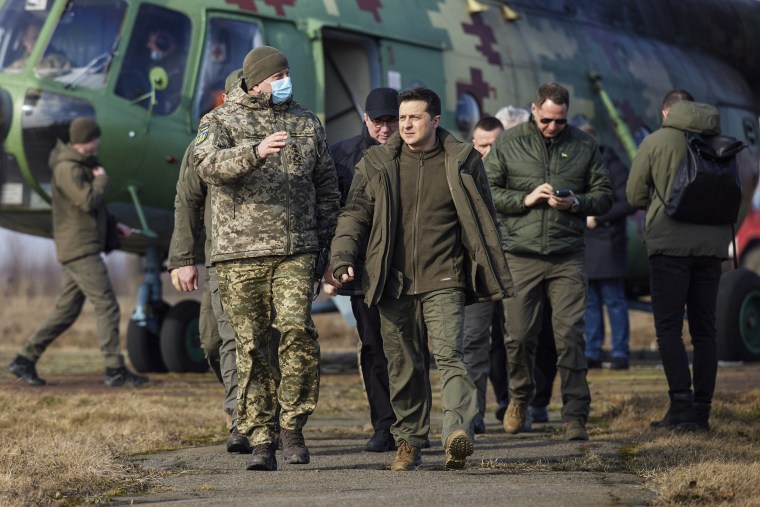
{"left": 586, "top": 216, "right": 598, "bottom": 229}
{"left": 116, "top": 222, "right": 132, "bottom": 239}
{"left": 339, "top": 266, "right": 355, "bottom": 284}
{"left": 171, "top": 265, "right": 199, "bottom": 292}
{"left": 322, "top": 282, "right": 337, "bottom": 296}
{"left": 91, "top": 166, "right": 106, "bottom": 177}
{"left": 548, "top": 191, "right": 575, "bottom": 210}
{"left": 323, "top": 260, "right": 343, "bottom": 289}
{"left": 524, "top": 183, "right": 554, "bottom": 207}
{"left": 257, "top": 131, "right": 289, "bottom": 159}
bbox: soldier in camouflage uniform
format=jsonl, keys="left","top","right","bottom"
{"left": 194, "top": 46, "right": 340, "bottom": 472}
{"left": 168, "top": 69, "right": 254, "bottom": 454}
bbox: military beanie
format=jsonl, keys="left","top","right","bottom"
{"left": 69, "top": 117, "right": 101, "bottom": 144}
{"left": 225, "top": 68, "right": 243, "bottom": 94}
{"left": 242, "top": 46, "right": 288, "bottom": 90}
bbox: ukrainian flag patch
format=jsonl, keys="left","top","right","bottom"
{"left": 195, "top": 124, "right": 210, "bottom": 145}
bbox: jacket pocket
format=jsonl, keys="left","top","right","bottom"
{"left": 384, "top": 267, "right": 404, "bottom": 299}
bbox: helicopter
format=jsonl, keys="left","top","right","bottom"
{"left": 1, "top": 0, "right": 759, "bottom": 372}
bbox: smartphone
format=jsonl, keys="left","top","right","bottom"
{"left": 554, "top": 189, "right": 572, "bottom": 198}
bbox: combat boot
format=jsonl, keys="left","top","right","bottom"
{"left": 227, "top": 427, "right": 253, "bottom": 454}
{"left": 503, "top": 402, "right": 527, "bottom": 434}
{"left": 8, "top": 356, "right": 46, "bottom": 386}
{"left": 104, "top": 366, "right": 149, "bottom": 387}
{"left": 651, "top": 391, "right": 697, "bottom": 430}
{"left": 693, "top": 402, "right": 712, "bottom": 431}
{"left": 444, "top": 429, "right": 474, "bottom": 470}
{"left": 390, "top": 439, "right": 421, "bottom": 471}
{"left": 281, "top": 428, "right": 310, "bottom": 464}
{"left": 563, "top": 420, "right": 589, "bottom": 441}
{"left": 245, "top": 442, "right": 277, "bottom": 471}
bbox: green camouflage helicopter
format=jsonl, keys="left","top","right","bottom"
{"left": 1, "top": 0, "right": 759, "bottom": 371}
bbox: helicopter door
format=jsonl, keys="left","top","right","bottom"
{"left": 322, "top": 30, "right": 381, "bottom": 145}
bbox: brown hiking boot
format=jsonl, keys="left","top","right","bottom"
{"left": 389, "top": 439, "right": 421, "bottom": 471}
{"left": 245, "top": 442, "right": 277, "bottom": 471}
{"left": 444, "top": 429, "right": 473, "bottom": 470}
{"left": 503, "top": 402, "right": 527, "bottom": 434}
{"left": 563, "top": 420, "right": 589, "bottom": 441}
{"left": 281, "top": 428, "right": 310, "bottom": 464}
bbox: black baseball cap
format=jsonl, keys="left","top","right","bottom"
{"left": 364, "top": 87, "right": 399, "bottom": 119}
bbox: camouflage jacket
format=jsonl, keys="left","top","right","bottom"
{"left": 194, "top": 85, "right": 340, "bottom": 263}
{"left": 331, "top": 128, "right": 515, "bottom": 307}
{"left": 167, "top": 143, "right": 213, "bottom": 269}
{"left": 50, "top": 140, "right": 113, "bottom": 264}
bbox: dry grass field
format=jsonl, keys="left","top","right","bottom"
{"left": 0, "top": 252, "right": 758, "bottom": 505}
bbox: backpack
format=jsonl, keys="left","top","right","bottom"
{"left": 656, "top": 131, "right": 745, "bottom": 225}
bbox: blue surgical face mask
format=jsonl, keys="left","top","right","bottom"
{"left": 270, "top": 76, "right": 292, "bottom": 104}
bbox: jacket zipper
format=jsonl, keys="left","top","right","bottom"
{"left": 413, "top": 151, "right": 424, "bottom": 294}
{"left": 541, "top": 139, "right": 551, "bottom": 255}
{"left": 275, "top": 108, "right": 292, "bottom": 255}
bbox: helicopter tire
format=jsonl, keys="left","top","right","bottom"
{"left": 126, "top": 301, "right": 171, "bottom": 373}
{"left": 159, "top": 300, "right": 209, "bottom": 373}
{"left": 716, "top": 268, "right": 760, "bottom": 362}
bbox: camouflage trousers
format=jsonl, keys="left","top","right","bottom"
{"left": 21, "top": 254, "right": 124, "bottom": 369}
{"left": 216, "top": 253, "right": 319, "bottom": 445}
{"left": 199, "top": 267, "right": 239, "bottom": 430}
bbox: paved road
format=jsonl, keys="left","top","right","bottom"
{"left": 114, "top": 421, "right": 653, "bottom": 506}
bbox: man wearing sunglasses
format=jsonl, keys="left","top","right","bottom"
{"left": 485, "top": 82, "right": 612, "bottom": 441}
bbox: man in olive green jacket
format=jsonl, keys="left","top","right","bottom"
{"left": 330, "top": 88, "right": 514, "bottom": 471}
{"left": 8, "top": 118, "right": 147, "bottom": 388}
{"left": 485, "top": 82, "right": 612, "bottom": 441}
{"left": 626, "top": 90, "right": 731, "bottom": 431}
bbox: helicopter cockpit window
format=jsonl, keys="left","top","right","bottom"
{"left": 36, "top": 0, "right": 127, "bottom": 87}
{"left": 114, "top": 4, "right": 191, "bottom": 115}
{"left": 194, "top": 17, "right": 262, "bottom": 120}
{"left": 0, "top": 1, "right": 51, "bottom": 73}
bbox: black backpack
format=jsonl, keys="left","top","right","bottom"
{"left": 656, "top": 131, "right": 745, "bottom": 225}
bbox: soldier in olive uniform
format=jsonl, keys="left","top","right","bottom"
{"left": 168, "top": 69, "right": 253, "bottom": 454}
{"left": 194, "top": 46, "right": 340, "bottom": 472}
{"left": 8, "top": 118, "right": 147, "bottom": 388}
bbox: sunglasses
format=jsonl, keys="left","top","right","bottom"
{"left": 539, "top": 117, "right": 568, "bottom": 125}
{"left": 370, "top": 118, "right": 399, "bottom": 128}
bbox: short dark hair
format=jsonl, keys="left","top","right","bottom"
{"left": 662, "top": 89, "right": 694, "bottom": 111}
{"left": 398, "top": 87, "right": 441, "bottom": 118}
{"left": 474, "top": 116, "right": 504, "bottom": 132}
{"left": 534, "top": 82, "right": 570, "bottom": 108}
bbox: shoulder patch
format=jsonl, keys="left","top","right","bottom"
{"left": 195, "top": 124, "right": 210, "bottom": 145}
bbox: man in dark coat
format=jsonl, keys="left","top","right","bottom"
{"left": 579, "top": 123, "right": 635, "bottom": 370}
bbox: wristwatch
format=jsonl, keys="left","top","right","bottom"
{"left": 570, "top": 197, "right": 580, "bottom": 213}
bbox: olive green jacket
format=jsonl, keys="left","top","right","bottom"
{"left": 331, "top": 128, "right": 515, "bottom": 307}
{"left": 626, "top": 101, "right": 731, "bottom": 258}
{"left": 50, "top": 140, "right": 111, "bottom": 263}
{"left": 485, "top": 119, "right": 613, "bottom": 255}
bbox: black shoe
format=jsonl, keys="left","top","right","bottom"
{"left": 529, "top": 404, "right": 549, "bottom": 423}
{"left": 586, "top": 358, "right": 603, "bottom": 369}
{"left": 693, "top": 402, "right": 711, "bottom": 431}
{"left": 246, "top": 442, "right": 277, "bottom": 471}
{"left": 651, "top": 391, "right": 697, "bottom": 430}
{"left": 281, "top": 428, "right": 310, "bottom": 464}
{"left": 227, "top": 428, "right": 253, "bottom": 454}
{"left": 365, "top": 429, "right": 396, "bottom": 452}
{"left": 472, "top": 417, "right": 486, "bottom": 435}
{"left": 420, "top": 438, "right": 431, "bottom": 449}
{"left": 8, "top": 356, "right": 46, "bottom": 386}
{"left": 610, "top": 358, "right": 629, "bottom": 370}
{"left": 104, "top": 367, "right": 149, "bottom": 387}
{"left": 494, "top": 399, "right": 509, "bottom": 422}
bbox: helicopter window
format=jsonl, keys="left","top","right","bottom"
{"left": 0, "top": 0, "right": 51, "bottom": 73}
{"left": 114, "top": 4, "right": 191, "bottom": 116}
{"left": 456, "top": 93, "right": 480, "bottom": 138}
{"left": 36, "top": 0, "right": 127, "bottom": 87}
{"left": 194, "top": 17, "right": 263, "bottom": 120}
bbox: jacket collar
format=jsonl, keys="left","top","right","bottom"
{"left": 369, "top": 127, "right": 478, "bottom": 168}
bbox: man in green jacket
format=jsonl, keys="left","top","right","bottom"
{"left": 485, "top": 82, "right": 612, "bottom": 441}
{"left": 626, "top": 89, "right": 730, "bottom": 431}
{"left": 195, "top": 46, "right": 340, "bottom": 471}
{"left": 330, "top": 88, "right": 514, "bottom": 471}
{"left": 8, "top": 118, "right": 147, "bottom": 388}
{"left": 168, "top": 69, "right": 254, "bottom": 454}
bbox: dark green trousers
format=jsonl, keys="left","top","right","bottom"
{"left": 378, "top": 288, "right": 477, "bottom": 448}
{"left": 503, "top": 252, "right": 591, "bottom": 423}
{"left": 21, "top": 254, "right": 124, "bottom": 369}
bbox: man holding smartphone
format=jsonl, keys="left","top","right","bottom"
{"left": 485, "top": 82, "right": 612, "bottom": 441}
